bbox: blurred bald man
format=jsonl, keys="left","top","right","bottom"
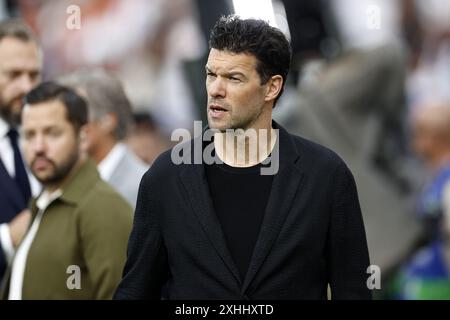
{"left": 411, "top": 101, "right": 450, "bottom": 243}
{"left": 387, "top": 103, "right": 450, "bottom": 299}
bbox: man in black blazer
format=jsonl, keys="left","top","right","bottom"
{"left": 114, "top": 15, "right": 371, "bottom": 300}
{"left": 0, "top": 19, "right": 42, "bottom": 282}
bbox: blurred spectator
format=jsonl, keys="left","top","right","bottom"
{"left": 58, "top": 69, "right": 148, "bottom": 209}
{"left": 281, "top": 0, "right": 409, "bottom": 184}
{"left": 274, "top": 0, "right": 421, "bottom": 279}
{"left": 280, "top": 0, "right": 338, "bottom": 82}
{"left": 406, "top": 0, "right": 450, "bottom": 114}
{"left": 2, "top": 82, "right": 132, "bottom": 299}
{"left": 411, "top": 102, "right": 450, "bottom": 243}
{"left": 127, "top": 112, "right": 170, "bottom": 166}
{"left": 0, "top": 18, "right": 42, "bottom": 283}
{"left": 21, "top": 0, "right": 205, "bottom": 133}
{"left": 386, "top": 101, "right": 450, "bottom": 299}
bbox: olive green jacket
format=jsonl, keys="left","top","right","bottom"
{"left": 1, "top": 159, "right": 132, "bottom": 299}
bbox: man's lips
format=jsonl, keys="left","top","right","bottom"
{"left": 209, "top": 105, "right": 228, "bottom": 119}
{"left": 209, "top": 104, "right": 228, "bottom": 112}
{"left": 32, "top": 158, "right": 52, "bottom": 170}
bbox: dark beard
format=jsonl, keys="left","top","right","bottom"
{"left": 0, "top": 103, "right": 22, "bottom": 127}
{"left": 32, "top": 150, "right": 79, "bottom": 187}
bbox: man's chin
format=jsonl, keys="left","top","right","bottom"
{"left": 34, "top": 172, "right": 58, "bottom": 185}
{"left": 207, "top": 119, "right": 229, "bottom": 132}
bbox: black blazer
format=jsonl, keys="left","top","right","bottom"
{"left": 0, "top": 159, "right": 29, "bottom": 279}
{"left": 114, "top": 122, "right": 371, "bottom": 300}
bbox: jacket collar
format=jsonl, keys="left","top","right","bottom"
{"left": 30, "top": 158, "right": 100, "bottom": 213}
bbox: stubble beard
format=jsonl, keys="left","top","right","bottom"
{"left": 32, "top": 148, "right": 80, "bottom": 188}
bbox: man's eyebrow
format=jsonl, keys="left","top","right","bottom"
{"left": 205, "top": 66, "right": 246, "bottom": 78}
{"left": 2, "top": 66, "right": 41, "bottom": 73}
{"left": 227, "top": 71, "right": 246, "bottom": 77}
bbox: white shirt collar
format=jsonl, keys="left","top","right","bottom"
{"left": 98, "top": 142, "right": 126, "bottom": 181}
{"left": 36, "top": 189, "right": 62, "bottom": 211}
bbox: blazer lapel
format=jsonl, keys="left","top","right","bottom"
{"left": 178, "top": 137, "right": 242, "bottom": 287}
{"left": 241, "top": 122, "right": 304, "bottom": 295}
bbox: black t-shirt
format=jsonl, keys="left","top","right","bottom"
{"left": 204, "top": 157, "right": 274, "bottom": 281}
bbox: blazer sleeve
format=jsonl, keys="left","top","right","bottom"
{"left": 327, "top": 162, "right": 372, "bottom": 299}
{"left": 113, "top": 168, "right": 169, "bottom": 300}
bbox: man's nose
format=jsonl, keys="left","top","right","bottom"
{"left": 30, "top": 135, "right": 47, "bottom": 154}
{"left": 16, "top": 73, "right": 35, "bottom": 94}
{"left": 208, "top": 77, "right": 226, "bottom": 98}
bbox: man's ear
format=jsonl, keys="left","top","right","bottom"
{"left": 79, "top": 125, "right": 88, "bottom": 141}
{"left": 78, "top": 124, "right": 90, "bottom": 154}
{"left": 264, "top": 75, "right": 283, "bottom": 103}
{"left": 100, "top": 113, "right": 118, "bottom": 131}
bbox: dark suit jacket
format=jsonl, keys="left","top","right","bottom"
{"left": 0, "top": 159, "right": 29, "bottom": 279}
{"left": 114, "top": 122, "right": 371, "bottom": 300}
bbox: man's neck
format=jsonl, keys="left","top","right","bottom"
{"left": 214, "top": 125, "right": 277, "bottom": 167}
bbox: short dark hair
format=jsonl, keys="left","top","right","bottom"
{"left": 25, "top": 81, "right": 88, "bottom": 131}
{"left": 209, "top": 15, "right": 291, "bottom": 106}
{"left": 0, "top": 18, "right": 38, "bottom": 43}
